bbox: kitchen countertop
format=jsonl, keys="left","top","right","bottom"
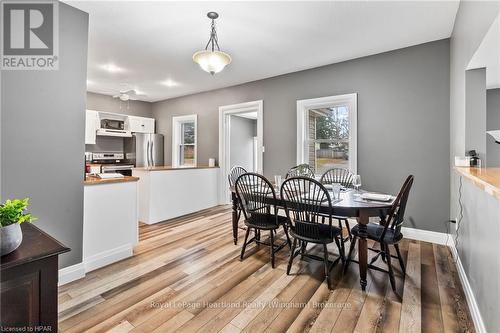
{"left": 133, "top": 165, "right": 219, "bottom": 171}
{"left": 84, "top": 175, "right": 140, "bottom": 185}
{"left": 454, "top": 167, "right": 500, "bottom": 199}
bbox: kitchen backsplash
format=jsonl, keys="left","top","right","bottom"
{"left": 85, "top": 136, "right": 124, "bottom": 153}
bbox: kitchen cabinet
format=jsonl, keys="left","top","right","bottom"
{"left": 85, "top": 110, "right": 99, "bottom": 144}
{"left": 127, "top": 116, "right": 155, "bottom": 134}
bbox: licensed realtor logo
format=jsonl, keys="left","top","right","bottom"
{"left": 1, "top": 0, "right": 59, "bottom": 70}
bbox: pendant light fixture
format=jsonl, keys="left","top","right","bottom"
{"left": 193, "top": 12, "right": 232, "bottom": 75}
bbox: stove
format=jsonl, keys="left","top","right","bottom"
{"left": 87, "top": 152, "right": 134, "bottom": 176}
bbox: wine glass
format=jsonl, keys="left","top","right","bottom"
{"left": 353, "top": 175, "right": 361, "bottom": 192}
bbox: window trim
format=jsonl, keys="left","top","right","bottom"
{"left": 296, "top": 94, "right": 357, "bottom": 174}
{"left": 172, "top": 114, "right": 198, "bottom": 168}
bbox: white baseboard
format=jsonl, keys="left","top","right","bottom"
{"left": 345, "top": 219, "right": 450, "bottom": 245}
{"left": 448, "top": 239, "right": 487, "bottom": 333}
{"left": 58, "top": 262, "right": 85, "bottom": 286}
{"left": 400, "top": 226, "right": 450, "bottom": 245}
{"left": 84, "top": 244, "right": 133, "bottom": 273}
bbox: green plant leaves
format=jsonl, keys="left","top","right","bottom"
{"left": 0, "top": 198, "right": 37, "bottom": 227}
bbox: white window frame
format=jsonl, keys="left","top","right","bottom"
{"left": 172, "top": 114, "right": 198, "bottom": 168}
{"left": 296, "top": 93, "right": 357, "bottom": 174}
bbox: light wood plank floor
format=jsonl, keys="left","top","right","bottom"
{"left": 58, "top": 206, "right": 475, "bottom": 333}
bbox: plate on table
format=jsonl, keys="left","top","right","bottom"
{"left": 354, "top": 192, "right": 394, "bottom": 202}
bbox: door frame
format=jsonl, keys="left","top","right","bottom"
{"left": 296, "top": 93, "right": 358, "bottom": 174}
{"left": 219, "top": 100, "right": 264, "bottom": 204}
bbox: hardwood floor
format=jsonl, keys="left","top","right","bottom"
{"left": 58, "top": 206, "right": 475, "bottom": 333}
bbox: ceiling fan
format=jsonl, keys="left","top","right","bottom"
{"left": 113, "top": 89, "right": 146, "bottom": 101}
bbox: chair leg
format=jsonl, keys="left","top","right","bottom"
{"left": 394, "top": 243, "right": 406, "bottom": 274}
{"left": 334, "top": 236, "right": 346, "bottom": 265}
{"left": 337, "top": 219, "right": 346, "bottom": 255}
{"left": 287, "top": 238, "right": 297, "bottom": 275}
{"left": 344, "top": 236, "right": 357, "bottom": 272}
{"left": 283, "top": 225, "right": 292, "bottom": 249}
{"left": 381, "top": 243, "right": 387, "bottom": 263}
{"left": 323, "top": 244, "right": 331, "bottom": 289}
{"left": 385, "top": 243, "right": 396, "bottom": 291}
{"left": 344, "top": 219, "right": 352, "bottom": 241}
{"left": 270, "top": 230, "right": 275, "bottom": 268}
{"left": 300, "top": 241, "right": 307, "bottom": 259}
{"left": 240, "top": 227, "right": 251, "bottom": 260}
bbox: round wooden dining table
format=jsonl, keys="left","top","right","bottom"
{"left": 229, "top": 187, "right": 393, "bottom": 291}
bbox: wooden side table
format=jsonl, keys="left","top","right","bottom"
{"left": 1, "top": 223, "right": 69, "bottom": 331}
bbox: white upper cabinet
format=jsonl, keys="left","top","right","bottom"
{"left": 85, "top": 110, "right": 99, "bottom": 144}
{"left": 127, "top": 116, "right": 155, "bottom": 133}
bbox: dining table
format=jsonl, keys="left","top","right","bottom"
{"left": 229, "top": 186, "right": 394, "bottom": 291}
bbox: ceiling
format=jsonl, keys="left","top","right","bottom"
{"left": 67, "top": 1, "right": 459, "bottom": 102}
{"left": 468, "top": 13, "right": 500, "bottom": 89}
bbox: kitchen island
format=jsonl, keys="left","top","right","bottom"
{"left": 133, "top": 166, "right": 219, "bottom": 224}
{"left": 84, "top": 176, "right": 139, "bottom": 272}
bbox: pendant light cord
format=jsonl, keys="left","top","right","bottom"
{"left": 204, "top": 19, "right": 221, "bottom": 52}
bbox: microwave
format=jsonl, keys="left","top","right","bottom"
{"left": 101, "top": 118, "right": 124, "bottom": 131}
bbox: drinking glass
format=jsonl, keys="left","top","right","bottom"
{"left": 332, "top": 183, "right": 341, "bottom": 200}
{"left": 353, "top": 175, "right": 361, "bottom": 192}
{"left": 274, "top": 175, "right": 282, "bottom": 191}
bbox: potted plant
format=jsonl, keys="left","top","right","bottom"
{"left": 0, "top": 198, "right": 36, "bottom": 256}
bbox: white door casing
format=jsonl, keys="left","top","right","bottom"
{"left": 219, "top": 100, "right": 264, "bottom": 204}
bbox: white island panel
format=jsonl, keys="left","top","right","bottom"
{"left": 83, "top": 180, "right": 138, "bottom": 272}
{"left": 134, "top": 167, "right": 219, "bottom": 224}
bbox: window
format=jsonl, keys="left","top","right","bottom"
{"left": 172, "top": 115, "right": 197, "bottom": 167}
{"left": 297, "top": 94, "right": 357, "bottom": 175}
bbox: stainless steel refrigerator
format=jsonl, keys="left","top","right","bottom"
{"left": 124, "top": 133, "right": 164, "bottom": 168}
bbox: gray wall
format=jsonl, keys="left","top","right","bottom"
{"left": 450, "top": 2, "right": 500, "bottom": 332}
{"left": 487, "top": 88, "right": 500, "bottom": 166}
{"left": 465, "top": 68, "right": 487, "bottom": 162}
{"left": 153, "top": 39, "right": 450, "bottom": 233}
{"left": 0, "top": 3, "right": 89, "bottom": 268}
{"left": 230, "top": 116, "right": 257, "bottom": 172}
{"left": 86, "top": 91, "right": 153, "bottom": 117}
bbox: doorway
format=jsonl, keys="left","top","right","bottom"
{"left": 219, "top": 100, "right": 263, "bottom": 204}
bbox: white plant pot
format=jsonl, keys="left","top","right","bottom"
{"left": 0, "top": 223, "right": 23, "bottom": 256}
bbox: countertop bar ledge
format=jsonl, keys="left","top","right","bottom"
{"left": 455, "top": 167, "right": 500, "bottom": 199}
{"left": 84, "top": 176, "right": 140, "bottom": 185}
{"left": 134, "top": 165, "right": 219, "bottom": 171}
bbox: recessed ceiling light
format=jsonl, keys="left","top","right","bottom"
{"left": 100, "top": 63, "right": 125, "bottom": 73}
{"left": 161, "top": 79, "right": 179, "bottom": 87}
